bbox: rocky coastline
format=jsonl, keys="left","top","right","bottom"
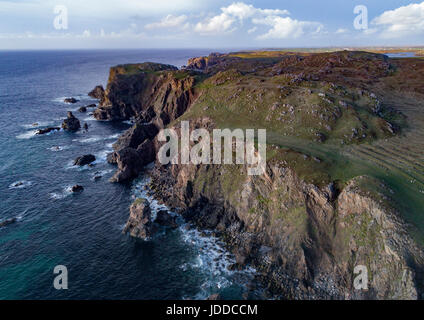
{"left": 89, "top": 51, "right": 424, "bottom": 300}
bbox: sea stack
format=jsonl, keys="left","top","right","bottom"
{"left": 62, "top": 111, "right": 81, "bottom": 132}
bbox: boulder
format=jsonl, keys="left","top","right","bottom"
{"left": 112, "top": 123, "right": 158, "bottom": 151}
{"left": 109, "top": 140, "right": 156, "bottom": 183}
{"left": 106, "top": 152, "right": 118, "bottom": 164}
{"left": 88, "top": 85, "right": 105, "bottom": 101}
{"left": 64, "top": 97, "right": 79, "bottom": 104}
{"left": 71, "top": 185, "right": 84, "bottom": 192}
{"left": 78, "top": 106, "right": 87, "bottom": 113}
{"left": 109, "top": 147, "right": 143, "bottom": 183}
{"left": 86, "top": 104, "right": 97, "bottom": 108}
{"left": 136, "top": 139, "right": 156, "bottom": 164}
{"left": 73, "top": 154, "right": 96, "bottom": 166}
{"left": 123, "top": 198, "right": 155, "bottom": 239}
{"left": 36, "top": 127, "right": 61, "bottom": 135}
{"left": 62, "top": 112, "right": 81, "bottom": 132}
{"left": 0, "top": 218, "right": 17, "bottom": 228}
{"left": 155, "top": 210, "right": 178, "bottom": 229}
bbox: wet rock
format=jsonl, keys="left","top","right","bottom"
{"left": 123, "top": 198, "right": 155, "bottom": 239}
{"left": 64, "top": 97, "right": 79, "bottom": 104}
{"left": 113, "top": 123, "right": 158, "bottom": 151}
{"left": 71, "top": 185, "right": 84, "bottom": 192}
{"left": 73, "top": 154, "right": 96, "bottom": 166}
{"left": 106, "top": 152, "right": 118, "bottom": 165}
{"left": 36, "top": 127, "right": 60, "bottom": 135}
{"left": 62, "top": 112, "right": 81, "bottom": 132}
{"left": 109, "top": 147, "right": 144, "bottom": 183}
{"left": 78, "top": 106, "right": 87, "bottom": 113}
{"left": 155, "top": 210, "right": 178, "bottom": 229}
{"left": 0, "top": 218, "right": 17, "bottom": 228}
{"left": 207, "top": 294, "right": 221, "bottom": 300}
{"left": 83, "top": 123, "right": 89, "bottom": 131}
{"left": 11, "top": 182, "right": 24, "bottom": 188}
{"left": 88, "top": 85, "right": 105, "bottom": 101}
{"left": 110, "top": 139, "right": 156, "bottom": 183}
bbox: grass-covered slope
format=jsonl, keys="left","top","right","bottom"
{"left": 177, "top": 51, "right": 424, "bottom": 245}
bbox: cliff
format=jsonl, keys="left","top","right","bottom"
{"left": 149, "top": 157, "right": 423, "bottom": 299}
{"left": 94, "top": 62, "right": 197, "bottom": 126}
{"left": 93, "top": 51, "right": 424, "bottom": 299}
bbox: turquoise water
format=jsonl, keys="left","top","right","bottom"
{"left": 0, "top": 50, "right": 257, "bottom": 300}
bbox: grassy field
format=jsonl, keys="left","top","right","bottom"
{"left": 178, "top": 51, "right": 424, "bottom": 244}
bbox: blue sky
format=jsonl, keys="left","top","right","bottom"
{"left": 0, "top": 0, "right": 423, "bottom": 49}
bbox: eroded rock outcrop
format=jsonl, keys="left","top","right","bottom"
{"left": 109, "top": 139, "right": 156, "bottom": 183}
{"left": 0, "top": 218, "right": 17, "bottom": 228}
{"left": 74, "top": 154, "right": 96, "bottom": 166}
{"left": 64, "top": 97, "right": 79, "bottom": 104}
{"left": 62, "top": 112, "right": 81, "bottom": 132}
{"left": 123, "top": 198, "right": 155, "bottom": 239}
{"left": 97, "top": 52, "right": 424, "bottom": 299}
{"left": 93, "top": 63, "right": 195, "bottom": 124}
{"left": 149, "top": 160, "right": 424, "bottom": 299}
{"left": 36, "top": 127, "right": 60, "bottom": 135}
{"left": 88, "top": 85, "right": 105, "bottom": 102}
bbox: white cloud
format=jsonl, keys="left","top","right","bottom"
{"left": 147, "top": 1, "right": 321, "bottom": 39}
{"left": 253, "top": 16, "right": 323, "bottom": 39}
{"left": 247, "top": 26, "right": 257, "bottom": 34}
{"left": 144, "top": 2, "right": 288, "bottom": 34}
{"left": 187, "top": 2, "right": 295, "bottom": 35}
{"left": 194, "top": 13, "right": 236, "bottom": 34}
{"left": 145, "top": 15, "right": 189, "bottom": 30}
{"left": 221, "top": 2, "right": 289, "bottom": 20}
{"left": 336, "top": 28, "right": 349, "bottom": 34}
{"left": 372, "top": 1, "right": 424, "bottom": 38}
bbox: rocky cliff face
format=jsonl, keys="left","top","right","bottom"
{"left": 96, "top": 53, "right": 424, "bottom": 299}
{"left": 149, "top": 158, "right": 424, "bottom": 299}
{"left": 93, "top": 62, "right": 196, "bottom": 125}
{"left": 95, "top": 63, "right": 199, "bottom": 182}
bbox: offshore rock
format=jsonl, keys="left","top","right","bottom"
{"left": 36, "top": 127, "right": 60, "bottom": 135}
{"left": 73, "top": 154, "right": 96, "bottom": 166}
{"left": 62, "top": 112, "right": 81, "bottom": 132}
{"left": 88, "top": 85, "right": 105, "bottom": 102}
{"left": 123, "top": 198, "right": 155, "bottom": 239}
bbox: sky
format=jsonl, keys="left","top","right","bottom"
{"left": 0, "top": 0, "right": 423, "bottom": 49}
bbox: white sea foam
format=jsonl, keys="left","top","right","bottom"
{"left": 48, "top": 145, "right": 70, "bottom": 152}
{"left": 52, "top": 95, "right": 96, "bottom": 104}
{"left": 73, "top": 134, "right": 120, "bottom": 144}
{"left": 94, "top": 149, "right": 112, "bottom": 164}
{"left": 131, "top": 175, "right": 256, "bottom": 299}
{"left": 9, "top": 180, "right": 33, "bottom": 189}
{"left": 48, "top": 185, "right": 74, "bottom": 200}
{"left": 16, "top": 128, "right": 62, "bottom": 140}
{"left": 83, "top": 115, "right": 97, "bottom": 122}
{"left": 16, "top": 130, "right": 38, "bottom": 140}
{"left": 91, "top": 169, "right": 113, "bottom": 181}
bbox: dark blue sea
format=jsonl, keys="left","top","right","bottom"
{"left": 0, "top": 49, "right": 257, "bottom": 300}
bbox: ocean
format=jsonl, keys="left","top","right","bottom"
{"left": 0, "top": 49, "right": 257, "bottom": 300}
